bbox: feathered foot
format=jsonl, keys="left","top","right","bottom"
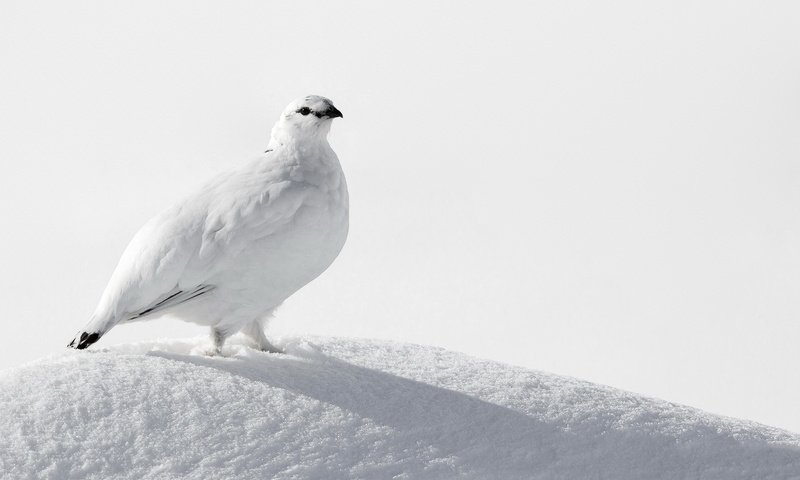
{"left": 242, "top": 319, "right": 283, "bottom": 353}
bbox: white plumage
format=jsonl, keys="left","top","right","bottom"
{"left": 68, "top": 95, "right": 348, "bottom": 353}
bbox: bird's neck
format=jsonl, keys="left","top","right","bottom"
{"left": 268, "top": 121, "right": 332, "bottom": 151}
{"left": 267, "top": 128, "right": 338, "bottom": 170}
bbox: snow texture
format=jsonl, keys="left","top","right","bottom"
{"left": 1, "top": 337, "right": 799, "bottom": 479}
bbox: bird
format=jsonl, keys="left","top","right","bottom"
{"left": 68, "top": 95, "right": 348, "bottom": 354}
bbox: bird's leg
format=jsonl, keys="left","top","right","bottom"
{"left": 209, "top": 327, "right": 229, "bottom": 356}
{"left": 242, "top": 319, "right": 283, "bottom": 353}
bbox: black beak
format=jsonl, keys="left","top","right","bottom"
{"left": 324, "top": 105, "right": 343, "bottom": 119}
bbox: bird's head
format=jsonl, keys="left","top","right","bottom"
{"left": 269, "top": 95, "right": 343, "bottom": 146}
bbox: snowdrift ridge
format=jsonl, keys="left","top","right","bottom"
{"left": 1, "top": 337, "right": 799, "bottom": 479}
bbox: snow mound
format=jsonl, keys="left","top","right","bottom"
{"left": 1, "top": 337, "right": 799, "bottom": 479}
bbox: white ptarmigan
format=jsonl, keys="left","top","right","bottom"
{"left": 68, "top": 95, "right": 348, "bottom": 354}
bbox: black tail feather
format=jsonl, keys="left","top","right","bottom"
{"left": 67, "top": 331, "right": 101, "bottom": 350}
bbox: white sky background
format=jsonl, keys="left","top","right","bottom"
{"left": 1, "top": 1, "right": 799, "bottom": 431}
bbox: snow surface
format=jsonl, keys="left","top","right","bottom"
{"left": 1, "top": 337, "right": 799, "bottom": 480}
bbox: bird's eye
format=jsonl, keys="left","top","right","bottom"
{"left": 297, "top": 107, "right": 312, "bottom": 116}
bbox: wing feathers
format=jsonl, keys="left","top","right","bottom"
{"left": 127, "top": 284, "right": 215, "bottom": 321}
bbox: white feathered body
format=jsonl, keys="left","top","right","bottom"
{"left": 88, "top": 140, "right": 348, "bottom": 336}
